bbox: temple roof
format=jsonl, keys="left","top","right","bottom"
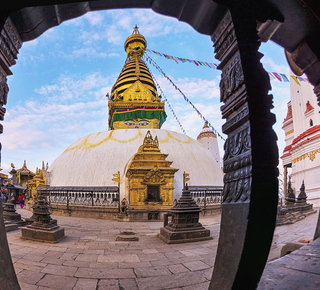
{"left": 16, "top": 160, "right": 35, "bottom": 176}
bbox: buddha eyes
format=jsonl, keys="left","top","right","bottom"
{"left": 138, "top": 120, "right": 150, "bottom": 126}
{"left": 123, "top": 120, "right": 150, "bottom": 127}
{"left": 124, "top": 121, "right": 136, "bottom": 126}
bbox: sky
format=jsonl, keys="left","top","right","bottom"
{"left": 0, "top": 8, "right": 291, "bottom": 175}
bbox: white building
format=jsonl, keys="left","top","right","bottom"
{"left": 281, "top": 75, "right": 320, "bottom": 206}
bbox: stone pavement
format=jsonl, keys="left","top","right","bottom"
{"left": 5, "top": 208, "right": 318, "bottom": 290}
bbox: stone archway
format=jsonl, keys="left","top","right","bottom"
{"left": 1, "top": 1, "right": 320, "bottom": 289}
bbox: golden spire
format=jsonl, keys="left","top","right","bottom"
{"left": 108, "top": 26, "right": 166, "bottom": 130}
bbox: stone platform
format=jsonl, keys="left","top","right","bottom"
{"left": 5, "top": 208, "right": 319, "bottom": 289}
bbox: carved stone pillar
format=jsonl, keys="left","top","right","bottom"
{"left": 0, "top": 16, "right": 22, "bottom": 290}
{"left": 210, "top": 9, "right": 279, "bottom": 289}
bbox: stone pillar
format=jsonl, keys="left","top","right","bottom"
{"left": 283, "top": 165, "right": 288, "bottom": 199}
{"left": 0, "top": 16, "right": 22, "bottom": 290}
{"left": 210, "top": 7, "right": 279, "bottom": 289}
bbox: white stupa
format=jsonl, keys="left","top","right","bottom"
{"left": 47, "top": 26, "right": 223, "bottom": 218}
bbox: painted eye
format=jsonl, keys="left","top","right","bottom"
{"left": 124, "top": 121, "right": 135, "bottom": 126}
{"left": 138, "top": 120, "right": 150, "bottom": 126}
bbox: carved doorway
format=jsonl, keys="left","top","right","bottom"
{"left": 147, "top": 185, "right": 160, "bottom": 202}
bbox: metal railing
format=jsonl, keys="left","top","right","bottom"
{"left": 36, "top": 186, "right": 119, "bottom": 209}
{"left": 189, "top": 186, "right": 223, "bottom": 208}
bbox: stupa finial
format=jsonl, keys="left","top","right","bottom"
{"left": 133, "top": 24, "right": 140, "bottom": 34}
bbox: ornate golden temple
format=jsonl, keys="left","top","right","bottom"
{"left": 108, "top": 25, "right": 166, "bottom": 130}
{"left": 127, "top": 131, "right": 178, "bottom": 210}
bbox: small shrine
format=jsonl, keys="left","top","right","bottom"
{"left": 21, "top": 193, "right": 64, "bottom": 243}
{"left": 126, "top": 130, "right": 178, "bottom": 220}
{"left": 15, "top": 160, "right": 35, "bottom": 187}
{"left": 158, "top": 184, "right": 212, "bottom": 244}
{"left": 27, "top": 161, "right": 49, "bottom": 200}
{"left": 277, "top": 178, "right": 316, "bottom": 225}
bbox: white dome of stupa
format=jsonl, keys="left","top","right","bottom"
{"left": 48, "top": 128, "right": 223, "bottom": 201}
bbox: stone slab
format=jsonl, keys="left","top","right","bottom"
{"left": 20, "top": 227, "right": 65, "bottom": 243}
{"left": 75, "top": 268, "right": 136, "bottom": 279}
{"left": 36, "top": 274, "right": 77, "bottom": 289}
{"left": 136, "top": 271, "right": 207, "bottom": 290}
{"left": 158, "top": 228, "right": 212, "bottom": 244}
{"left": 183, "top": 260, "right": 210, "bottom": 271}
{"left": 41, "top": 264, "right": 78, "bottom": 277}
{"left": 73, "top": 278, "right": 98, "bottom": 290}
{"left": 134, "top": 266, "right": 171, "bottom": 277}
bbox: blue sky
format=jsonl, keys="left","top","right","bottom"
{"left": 1, "top": 9, "right": 290, "bottom": 174}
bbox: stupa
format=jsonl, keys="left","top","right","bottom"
{"left": 46, "top": 26, "right": 223, "bottom": 221}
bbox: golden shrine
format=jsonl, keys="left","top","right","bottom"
{"left": 126, "top": 131, "right": 178, "bottom": 210}
{"left": 108, "top": 25, "right": 166, "bottom": 130}
{"left": 27, "top": 161, "right": 48, "bottom": 200}
{"left": 15, "top": 160, "right": 35, "bottom": 187}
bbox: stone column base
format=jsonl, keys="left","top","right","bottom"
{"left": 158, "top": 226, "right": 212, "bottom": 244}
{"left": 21, "top": 226, "right": 65, "bottom": 243}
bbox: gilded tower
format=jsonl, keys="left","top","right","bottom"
{"left": 108, "top": 25, "right": 166, "bottom": 130}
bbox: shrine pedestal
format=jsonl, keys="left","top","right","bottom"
{"left": 3, "top": 202, "right": 26, "bottom": 227}
{"left": 21, "top": 194, "right": 65, "bottom": 243}
{"left": 158, "top": 186, "right": 212, "bottom": 244}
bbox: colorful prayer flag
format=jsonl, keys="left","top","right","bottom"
{"left": 273, "top": 72, "right": 282, "bottom": 81}
{"left": 291, "top": 75, "right": 300, "bottom": 85}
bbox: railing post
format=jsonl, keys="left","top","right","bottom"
{"left": 204, "top": 190, "right": 207, "bottom": 216}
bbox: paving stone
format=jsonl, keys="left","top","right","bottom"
{"left": 13, "top": 262, "right": 44, "bottom": 272}
{"left": 97, "top": 254, "right": 139, "bottom": 263}
{"left": 17, "top": 269, "right": 45, "bottom": 284}
{"left": 182, "top": 281, "right": 210, "bottom": 290}
{"left": 150, "top": 258, "right": 183, "bottom": 267}
{"left": 75, "top": 253, "right": 99, "bottom": 262}
{"left": 201, "top": 267, "right": 213, "bottom": 280}
{"left": 136, "top": 271, "right": 207, "bottom": 290}
{"left": 41, "top": 264, "right": 78, "bottom": 277}
{"left": 258, "top": 265, "right": 320, "bottom": 290}
{"left": 62, "top": 260, "right": 91, "bottom": 268}
{"left": 59, "top": 252, "right": 79, "bottom": 260}
{"left": 166, "top": 264, "right": 189, "bottom": 274}
{"left": 118, "top": 261, "right": 152, "bottom": 269}
{"left": 134, "top": 266, "right": 171, "bottom": 277}
{"left": 142, "top": 249, "right": 158, "bottom": 254}
{"left": 98, "top": 279, "right": 119, "bottom": 290}
{"left": 41, "top": 257, "right": 65, "bottom": 265}
{"left": 183, "top": 261, "right": 210, "bottom": 271}
{"left": 89, "top": 261, "right": 118, "bottom": 268}
{"left": 73, "top": 278, "right": 98, "bottom": 290}
{"left": 20, "top": 281, "right": 40, "bottom": 290}
{"left": 43, "top": 251, "right": 64, "bottom": 259}
{"left": 75, "top": 268, "right": 135, "bottom": 279}
{"left": 37, "top": 274, "right": 77, "bottom": 289}
{"left": 119, "top": 278, "right": 139, "bottom": 290}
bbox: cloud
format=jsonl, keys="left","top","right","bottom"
{"left": 262, "top": 56, "right": 289, "bottom": 75}
{"left": 35, "top": 72, "right": 112, "bottom": 102}
{"left": 71, "top": 47, "right": 120, "bottom": 58}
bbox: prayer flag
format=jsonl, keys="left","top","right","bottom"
{"left": 268, "top": 72, "right": 275, "bottom": 80}
{"left": 193, "top": 60, "right": 199, "bottom": 66}
{"left": 273, "top": 72, "right": 282, "bottom": 81}
{"left": 280, "top": 74, "right": 289, "bottom": 82}
{"left": 291, "top": 75, "right": 300, "bottom": 85}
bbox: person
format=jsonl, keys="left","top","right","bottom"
{"left": 17, "top": 194, "right": 24, "bottom": 209}
{"left": 0, "top": 191, "right": 4, "bottom": 202}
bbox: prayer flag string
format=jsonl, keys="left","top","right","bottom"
{"left": 147, "top": 65, "right": 187, "bottom": 135}
{"left": 144, "top": 53, "right": 225, "bottom": 141}
{"left": 146, "top": 49, "right": 309, "bottom": 84}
